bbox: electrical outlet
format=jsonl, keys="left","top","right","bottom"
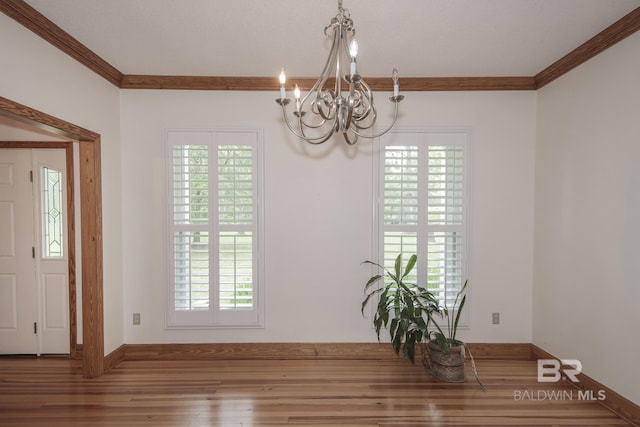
{"left": 133, "top": 313, "right": 141, "bottom": 325}
{"left": 492, "top": 312, "right": 500, "bottom": 325}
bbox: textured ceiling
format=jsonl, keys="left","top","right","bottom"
{"left": 22, "top": 0, "right": 640, "bottom": 78}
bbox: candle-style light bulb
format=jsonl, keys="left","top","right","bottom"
{"left": 392, "top": 68, "right": 399, "bottom": 97}
{"left": 279, "top": 68, "right": 287, "bottom": 99}
{"left": 349, "top": 39, "right": 359, "bottom": 59}
{"left": 349, "top": 39, "right": 358, "bottom": 75}
{"left": 294, "top": 85, "right": 301, "bottom": 111}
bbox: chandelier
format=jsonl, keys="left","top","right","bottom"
{"left": 276, "top": 0, "right": 404, "bottom": 145}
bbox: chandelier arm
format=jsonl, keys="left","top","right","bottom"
{"left": 353, "top": 102, "right": 377, "bottom": 130}
{"left": 354, "top": 117, "right": 377, "bottom": 131}
{"left": 334, "top": 23, "right": 349, "bottom": 103}
{"left": 296, "top": 31, "right": 339, "bottom": 130}
{"left": 300, "top": 21, "right": 342, "bottom": 108}
{"left": 299, "top": 116, "right": 329, "bottom": 130}
{"left": 313, "top": 96, "right": 335, "bottom": 121}
{"left": 349, "top": 101, "right": 400, "bottom": 139}
{"left": 352, "top": 100, "right": 374, "bottom": 125}
{"left": 343, "top": 131, "right": 358, "bottom": 145}
{"left": 352, "top": 81, "right": 375, "bottom": 124}
{"left": 298, "top": 97, "right": 334, "bottom": 128}
{"left": 304, "top": 129, "right": 337, "bottom": 145}
{"left": 354, "top": 106, "right": 373, "bottom": 124}
{"left": 343, "top": 95, "right": 355, "bottom": 131}
{"left": 299, "top": 114, "right": 339, "bottom": 144}
{"left": 280, "top": 105, "right": 337, "bottom": 144}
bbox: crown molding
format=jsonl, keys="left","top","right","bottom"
{"left": 390, "top": 76, "right": 536, "bottom": 91}
{"left": 0, "top": 0, "right": 122, "bottom": 87}
{"left": 120, "top": 75, "right": 279, "bottom": 91}
{"left": 535, "top": 7, "right": 640, "bottom": 89}
{"left": 1, "top": 1, "right": 639, "bottom": 91}
{"left": 121, "top": 75, "right": 536, "bottom": 91}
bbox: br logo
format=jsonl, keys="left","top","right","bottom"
{"left": 537, "top": 359, "right": 582, "bottom": 383}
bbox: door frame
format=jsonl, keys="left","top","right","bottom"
{"left": 0, "top": 96, "right": 104, "bottom": 378}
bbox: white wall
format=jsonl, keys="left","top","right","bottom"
{"left": 534, "top": 32, "right": 640, "bottom": 404}
{"left": 0, "top": 13, "right": 124, "bottom": 354}
{"left": 121, "top": 89, "right": 536, "bottom": 344}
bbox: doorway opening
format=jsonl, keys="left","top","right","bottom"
{"left": 0, "top": 96, "right": 104, "bottom": 378}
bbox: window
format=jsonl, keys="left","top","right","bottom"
{"left": 377, "top": 130, "right": 469, "bottom": 311}
{"left": 166, "top": 129, "right": 263, "bottom": 328}
{"left": 41, "top": 166, "right": 64, "bottom": 259}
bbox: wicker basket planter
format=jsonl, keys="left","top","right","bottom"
{"left": 426, "top": 339, "right": 467, "bottom": 382}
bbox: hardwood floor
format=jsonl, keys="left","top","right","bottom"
{"left": 0, "top": 356, "right": 632, "bottom": 426}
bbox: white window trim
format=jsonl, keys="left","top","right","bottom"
{"left": 373, "top": 127, "right": 472, "bottom": 328}
{"left": 164, "top": 128, "right": 265, "bottom": 329}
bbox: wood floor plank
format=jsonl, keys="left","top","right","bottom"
{"left": 0, "top": 357, "right": 632, "bottom": 426}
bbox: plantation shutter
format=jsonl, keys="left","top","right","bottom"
{"left": 171, "top": 134, "right": 210, "bottom": 320}
{"left": 167, "top": 129, "right": 263, "bottom": 328}
{"left": 216, "top": 141, "right": 256, "bottom": 323}
{"left": 426, "top": 142, "right": 465, "bottom": 305}
{"left": 379, "top": 131, "right": 468, "bottom": 308}
{"left": 382, "top": 143, "right": 419, "bottom": 281}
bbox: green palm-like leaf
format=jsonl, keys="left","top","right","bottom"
{"left": 403, "top": 254, "right": 417, "bottom": 279}
{"left": 392, "top": 328, "right": 402, "bottom": 354}
{"left": 364, "top": 274, "right": 382, "bottom": 291}
{"left": 451, "top": 294, "right": 466, "bottom": 342}
{"left": 390, "top": 318, "right": 399, "bottom": 339}
{"left": 374, "top": 315, "right": 383, "bottom": 339}
{"left": 404, "top": 333, "right": 416, "bottom": 362}
{"left": 361, "top": 260, "right": 384, "bottom": 270}
{"left": 393, "top": 254, "right": 402, "bottom": 281}
{"left": 361, "top": 287, "right": 383, "bottom": 314}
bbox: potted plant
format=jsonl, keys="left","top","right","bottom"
{"left": 427, "top": 280, "right": 484, "bottom": 389}
{"left": 361, "top": 254, "right": 441, "bottom": 363}
{"left": 361, "top": 254, "right": 484, "bottom": 389}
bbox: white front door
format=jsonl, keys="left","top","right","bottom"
{"left": 0, "top": 149, "right": 69, "bottom": 355}
{"left": 0, "top": 149, "right": 38, "bottom": 353}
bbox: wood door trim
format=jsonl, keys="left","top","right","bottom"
{"left": 78, "top": 139, "right": 104, "bottom": 378}
{"left": 0, "top": 96, "right": 104, "bottom": 378}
